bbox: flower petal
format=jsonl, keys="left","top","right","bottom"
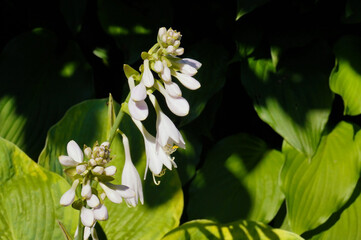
{"left": 67, "top": 140, "right": 83, "bottom": 163}
{"left": 93, "top": 204, "right": 108, "bottom": 221}
{"left": 58, "top": 155, "right": 79, "bottom": 167}
{"left": 181, "top": 58, "right": 202, "bottom": 70}
{"left": 60, "top": 179, "right": 79, "bottom": 206}
{"left": 165, "top": 95, "right": 190, "bottom": 117}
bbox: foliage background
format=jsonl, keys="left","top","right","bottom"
{"left": 1, "top": 0, "right": 361, "bottom": 239}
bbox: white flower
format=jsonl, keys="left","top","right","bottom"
{"left": 58, "top": 140, "right": 84, "bottom": 167}
{"left": 121, "top": 133, "right": 144, "bottom": 207}
{"left": 149, "top": 94, "right": 186, "bottom": 151}
{"left": 81, "top": 207, "right": 95, "bottom": 227}
{"left": 141, "top": 59, "right": 154, "bottom": 87}
{"left": 132, "top": 118, "right": 177, "bottom": 184}
{"left": 60, "top": 179, "right": 79, "bottom": 206}
{"left": 99, "top": 182, "right": 135, "bottom": 204}
{"left": 164, "top": 81, "right": 182, "bottom": 98}
{"left": 160, "top": 60, "right": 171, "bottom": 82}
{"left": 176, "top": 58, "right": 202, "bottom": 75}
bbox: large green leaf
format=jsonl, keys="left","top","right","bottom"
{"left": 39, "top": 98, "right": 183, "bottom": 239}
{"left": 187, "top": 133, "right": 285, "bottom": 223}
{"left": 240, "top": 42, "right": 333, "bottom": 157}
{"left": 329, "top": 35, "right": 361, "bottom": 116}
{"left": 0, "top": 28, "right": 93, "bottom": 159}
{"left": 309, "top": 179, "right": 361, "bottom": 240}
{"left": 162, "top": 219, "right": 304, "bottom": 240}
{"left": 0, "top": 137, "right": 77, "bottom": 239}
{"left": 280, "top": 121, "right": 361, "bottom": 234}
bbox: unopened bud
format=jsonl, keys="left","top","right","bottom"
{"left": 84, "top": 147, "right": 92, "bottom": 159}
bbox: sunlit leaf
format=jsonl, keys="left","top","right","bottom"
{"left": 280, "top": 121, "right": 361, "bottom": 234}
{"left": 0, "top": 137, "right": 77, "bottom": 239}
{"left": 330, "top": 35, "right": 361, "bottom": 116}
{"left": 187, "top": 133, "right": 285, "bottom": 223}
{"left": 162, "top": 219, "right": 304, "bottom": 240}
{"left": 240, "top": 42, "right": 333, "bottom": 157}
{"left": 38, "top": 98, "right": 183, "bottom": 239}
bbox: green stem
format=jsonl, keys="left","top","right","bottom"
{"left": 148, "top": 43, "right": 160, "bottom": 55}
{"left": 107, "top": 93, "right": 131, "bottom": 145}
{"left": 75, "top": 214, "right": 84, "bottom": 240}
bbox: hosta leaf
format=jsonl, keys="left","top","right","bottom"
{"left": 280, "top": 121, "right": 361, "bottom": 234}
{"left": 329, "top": 35, "right": 361, "bottom": 116}
{"left": 240, "top": 42, "right": 333, "bottom": 157}
{"left": 0, "top": 28, "right": 93, "bottom": 159}
{"left": 162, "top": 219, "right": 304, "bottom": 240}
{"left": 236, "top": 0, "right": 270, "bottom": 20}
{"left": 310, "top": 180, "right": 361, "bottom": 240}
{"left": 39, "top": 98, "right": 183, "bottom": 239}
{"left": 0, "top": 137, "right": 77, "bottom": 239}
{"left": 187, "top": 133, "right": 285, "bottom": 223}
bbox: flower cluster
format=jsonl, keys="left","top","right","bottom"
{"left": 58, "top": 26, "right": 201, "bottom": 239}
{"left": 59, "top": 140, "right": 137, "bottom": 239}
{"left": 126, "top": 27, "right": 201, "bottom": 183}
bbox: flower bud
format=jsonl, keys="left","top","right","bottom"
{"left": 104, "top": 166, "right": 117, "bottom": 176}
{"left": 59, "top": 155, "right": 78, "bottom": 167}
{"left": 76, "top": 164, "right": 87, "bottom": 174}
{"left": 60, "top": 179, "right": 79, "bottom": 206}
{"left": 84, "top": 147, "right": 92, "bottom": 159}
{"left": 81, "top": 207, "right": 95, "bottom": 227}
{"left": 87, "top": 194, "right": 100, "bottom": 208}
{"left": 154, "top": 60, "right": 163, "bottom": 73}
{"left": 93, "top": 204, "right": 109, "bottom": 221}
{"left": 81, "top": 180, "right": 92, "bottom": 199}
{"left": 92, "top": 166, "right": 104, "bottom": 175}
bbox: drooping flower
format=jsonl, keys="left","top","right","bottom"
{"left": 121, "top": 133, "right": 144, "bottom": 207}
{"left": 132, "top": 118, "right": 177, "bottom": 184}
{"left": 80, "top": 207, "right": 95, "bottom": 227}
{"left": 128, "top": 76, "right": 149, "bottom": 121}
{"left": 149, "top": 93, "right": 186, "bottom": 152}
{"left": 99, "top": 182, "right": 135, "bottom": 204}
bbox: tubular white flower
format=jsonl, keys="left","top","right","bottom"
{"left": 149, "top": 94, "right": 186, "bottom": 151}
{"left": 121, "top": 133, "right": 144, "bottom": 207}
{"left": 156, "top": 81, "right": 189, "bottom": 116}
{"left": 172, "top": 71, "right": 201, "bottom": 90}
{"left": 67, "top": 140, "right": 83, "bottom": 164}
{"left": 93, "top": 204, "right": 109, "bottom": 221}
{"left": 132, "top": 118, "right": 175, "bottom": 183}
{"left": 81, "top": 207, "right": 95, "bottom": 227}
{"left": 128, "top": 98, "right": 149, "bottom": 121}
{"left": 81, "top": 180, "right": 92, "bottom": 199}
{"left": 141, "top": 59, "right": 154, "bottom": 87}
{"left": 179, "top": 58, "right": 202, "bottom": 71}
{"left": 99, "top": 182, "right": 135, "bottom": 204}
{"left": 60, "top": 179, "right": 79, "bottom": 206}
{"left": 87, "top": 194, "right": 100, "bottom": 208}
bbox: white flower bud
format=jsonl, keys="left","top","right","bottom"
{"left": 76, "top": 164, "right": 87, "bottom": 174}
{"left": 93, "top": 204, "right": 108, "bottom": 221}
{"left": 174, "top": 47, "right": 184, "bottom": 56}
{"left": 141, "top": 59, "right": 154, "bottom": 87}
{"left": 154, "top": 60, "right": 163, "bottom": 73}
{"left": 92, "top": 166, "right": 104, "bottom": 175}
{"left": 161, "top": 60, "right": 171, "bottom": 82}
{"left": 60, "top": 179, "right": 79, "bottom": 206}
{"left": 67, "top": 140, "right": 83, "bottom": 163}
{"left": 84, "top": 147, "right": 92, "bottom": 159}
{"left": 89, "top": 159, "right": 97, "bottom": 166}
{"left": 104, "top": 166, "right": 117, "bottom": 176}
{"left": 131, "top": 82, "right": 147, "bottom": 101}
{"left": 81, "top": 180, "right": 92, "bottom": 199}
{"left": 81, "top": 207, "right": 95, "bottom": 227}
{"left": 100, "top": 141, "right": 110, "bottom": 148}
{"left": 87, "top": 194, "right": 100, "bottom": 208}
